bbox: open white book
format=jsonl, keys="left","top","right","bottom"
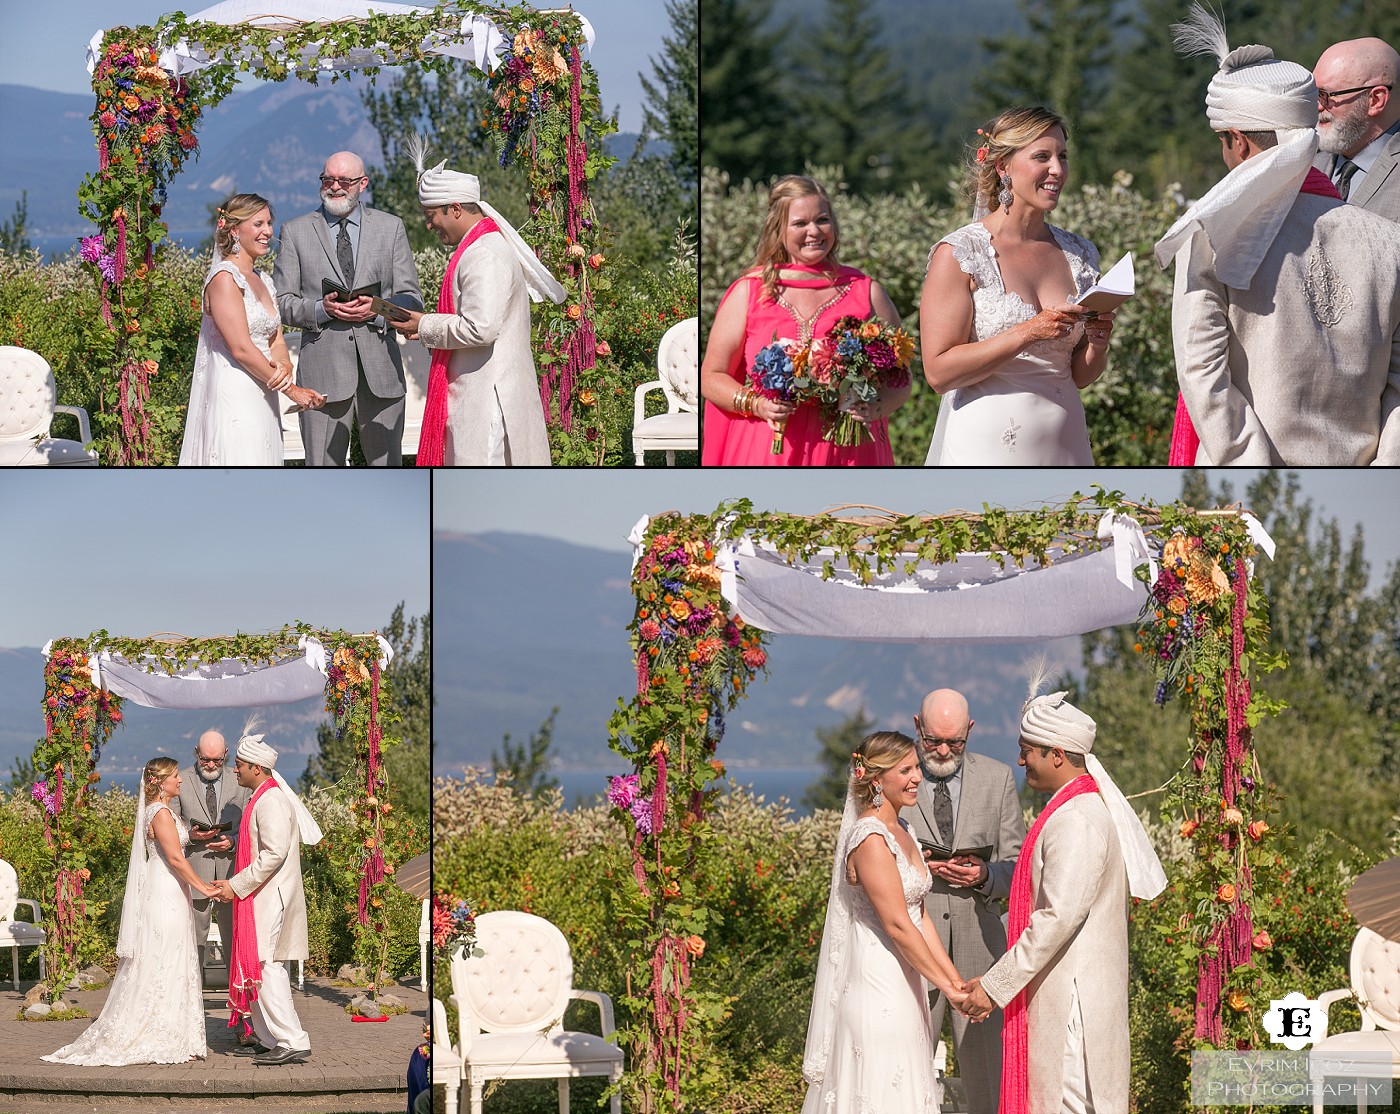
{"left": 1071, "top": 252, "right": 1134, "bottom": 314}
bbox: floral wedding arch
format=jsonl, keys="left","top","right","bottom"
{"left": 609, "top": 492, "right": 1285, "bottom": 1109}
{"left": 30, "top": 624, "right": 397, "bottom": 1002}
{"left": 80, "top": 1, "right": 612, "bottom": 464}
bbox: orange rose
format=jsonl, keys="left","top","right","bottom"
{"left": 587, "top": 253, "right": 605, "bottom": 269}
{"left": 579, "top": 389, "right": 597, "bottom": 406}
{"left": 1180, "top": 819, "right": 1199, "bottom": 838}
{"left": 1252, "top": 931, "right": 1272, "bottom": 950}
{"left": 1221, "top": 807, "right": 1243, "bottom": 825}
{"left": 663, "top": 880, "right": 680, "bottom": 898}
{"left": 860, "top": 322, "right": 880, "bottom": 339}
{"left": 566, "top": 304, "right": 582, "bottom": 320}
{"left": 1247, "top": 820, "right": 1269, "bottom": 841}
{"left": 596, "top": 340, "right": 612, "bottom": 357}
{"left": 567, "top": 242, "right": 586, "bottom": 257}
{"left": 685, "top": 935, "right": 705, "bottom": 958}
{"left": 1217, "top": 883, "right": 1236, "bottom": 903}
{"left": 141, "top": 359, "right": 158, "bottom": 375}
{"left": 1228, "top": 991, "right": 1250, "bottom": 1011}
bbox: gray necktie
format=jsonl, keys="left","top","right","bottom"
{"left": 205, "top": 780, "right": 218, "bottom": 824}
{"left": 336, "top": 218, "right": 355, "bottom": 288}
{"left": 1336, "top": 158, "right": 1361, "bottom": 201}
{"left": 932, "top": 778, "right": 953, "bottom": 842}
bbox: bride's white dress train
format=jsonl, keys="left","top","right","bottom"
{"left": 42, "top": 803, "right": 206, "bottom": 1066}
{"left": 802, "top": 816, "right": 943, "bottom": 1113}
{"left": 178, "top": 260, "right": 285, "bottom": 466}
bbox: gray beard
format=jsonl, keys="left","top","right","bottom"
{"left": 917, "top": 751, "right": 963, "bottom": 780}
{"left": 196, "top": 765, "right": 223, "bottom": 784}
{"left": 322, "top": 192, "right": 360, "bottom": 219}
{"left": 1318, "top": 109, "right": 1371, "bottom": 156}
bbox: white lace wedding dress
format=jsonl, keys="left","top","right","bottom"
{"left": 802, "top": 816, "right": 942, "bottom": 1114}
{"left": 926, "top": 221, "right": 1100, "bottom": 465}
{"left": 42, "top": 803, "right": 206, "bottom": 1065}
{"left": 178, "top": 260, "right": 285, "bottom": 465}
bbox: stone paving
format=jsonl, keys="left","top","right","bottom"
{"left": 0, "top": 972, "right": 426, "bottom": 1114}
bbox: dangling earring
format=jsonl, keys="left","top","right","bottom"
{"left": 230, "top": 239, "right": 241, "bottom": 256}
{"left": 871, "top": 781, "right": 885, "bottom": 809}
{"left": 999, "top": 174, "right": 1014, "bottom": 211}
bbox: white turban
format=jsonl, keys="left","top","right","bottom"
{"left": 1021, "top": 692, "right": 1167, "bottom": 900}
{"left": 1154, "top": 4, "right": 1321, "bottom": 288}
{"left": 409, "top": 136, "right": 565, "bottom": 306}
{"left": 237, "top": 732, "right": 323, "bottom": 846}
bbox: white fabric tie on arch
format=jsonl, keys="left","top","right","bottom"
{"left": 86, "top": 1, "right": 595, "bottom": 79}
{"left": 41, "top": 636, "right": 393, "bottom": 710}
{"left": 706, "top": 513, "right": 1155, "bottom": 643}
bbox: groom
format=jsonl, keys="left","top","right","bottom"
{"left": 275, "top": 150, "right": 423, "bottom": 466}
{"left": 213, "top": 733, "right": 322, "bottom": 1066}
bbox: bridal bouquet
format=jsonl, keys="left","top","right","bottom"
{"left": 746, "top": 318, "right": 914, "bottom": 452}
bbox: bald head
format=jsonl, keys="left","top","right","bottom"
{"left": 919, "top": 689, "right": 971, "bottom": 736}
{"left": 323, "top": 151, "right": 366, "bottom": 180}
{"left": 195, "top": 730, "right": 227, "bottom": 782}
{"left": 1315, "top": 38, "right": 1400, "bottom": 156}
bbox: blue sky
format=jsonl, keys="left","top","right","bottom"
{"left": 0, "top": 471, "right": 429, "bottom": 649}
{"left": 0, "top": 0, "right": 670, "bottom": 133}
{"left": 433, "top": 469, "right": 1400, "bottom": 589}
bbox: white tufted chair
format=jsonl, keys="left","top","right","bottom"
{"left": 1308, "top": 926, "right": 1400, "bottom": 1114}
{"left": 280, "top": 332, "right": 428, "bottom": 461}
{"left": 0, "top": 346, "right": 99, "bottom": 466}
{"left": 632, "top": 316, "right": 698, "bottom": 465}
{"left": 433, "top": 997, "right": 463, "bottom": 1114}
{"left": 449, "top": 910, "right": 623, "bottom": 1114}
{"left": 0, "top": 859, "right": 47, "bottom": 990}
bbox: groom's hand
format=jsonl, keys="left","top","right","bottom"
{"left": 962, "top": 979, "right": 994, "bottom": 1022}
{"left": 389, "top": 308, "right": 424, "bottom": 338}
{"left": 212, "top": 879, "right": 236, "bottom": 903}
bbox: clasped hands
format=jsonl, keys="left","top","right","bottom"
{"left": 207, "top": 878, "right": 237, "bottom": 903}
{"left": 949, "top": 977, "right": 995, "bottom": 1023}
{"left": 1021, "top": 303, "right": 1116, "bottom": 347}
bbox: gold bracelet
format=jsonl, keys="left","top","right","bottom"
{"left": 732, "top": 386, "right": 745, "bottom": 414}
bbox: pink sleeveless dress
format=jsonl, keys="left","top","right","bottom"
{"left": 702, "top": 265, "right": 895, "bottom": 466}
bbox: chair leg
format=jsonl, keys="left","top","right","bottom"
{"left": 470, "top": 1079, "right": 485, "bottom": 1114}
{"left": 611, "top": 1067, "right": 623, "bottom": 1114}
{"left": 10, "top": 949, "right": 17, "bottom": 991}
{"left": 665, "top": 450, "right": 675, "bottom": 466}
{"left": 634, "top": 449, "right": 644, "bottom": 465}
{"left": 444, "top": 1080, "right": 460, "bottom": 1114}
{"left": 558, "top": 1077, "right": 570, "bottom": 1114}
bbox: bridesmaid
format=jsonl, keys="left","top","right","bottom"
{"left": 700, "top": 175, "right": 909, "bottom": 465}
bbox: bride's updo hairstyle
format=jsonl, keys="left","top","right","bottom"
{"left": 849, "top": 730, "right": 916, "bottom": 809}
{"left": 142, "top": 756, "right": 179, "bottom": 803}
{"left": 215, "top": 192, "right": 274, "bottom": 257}
{"left": 752, "top": 175, "right": 841, "bottom": 303}
{"left": 966, "top": 105, "right": 1068, "bottom": 213}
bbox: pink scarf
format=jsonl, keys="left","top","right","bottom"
{"left": 1167, "top": 167, "right": 1344, "bottom": 464}
{"left": 226, "top": 777, "right": 276, "bottom": 1038}
{"left": 415, "top": 217, "right": 501, "bottom": 466}
{"left": 999, "top": 774, "right": 1099, "bottom": 1114}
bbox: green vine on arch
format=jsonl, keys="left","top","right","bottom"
{"left": 609, "top": 494, "right": 1285, "bottom": 1108}
{"left": 79, "top": 3, "right": 614, "bottom": 464}
{"left": 29, "top": 625, "right": 396, "bottom": 1003}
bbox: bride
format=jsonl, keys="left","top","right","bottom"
{"left": 43, "top": 757, "right": 219, "bottom": 1065}
{"left": 179, "top": 193, "right": 325, "bottom": 465}
{"left": 802, "top": 731, "right": 973, "bottom": 1113}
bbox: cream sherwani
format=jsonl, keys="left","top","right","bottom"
{"left": 416, "top": 229, "right": 551, "bottom": 466}
{"left": 979, "top": 786, "right": 1129, "bottom": 1114}
{"left": 1172, "top": 191, "right": 1400, "bottom": 465}
{"left": 229, "top": 784, "right": 310, "bottom": 1052}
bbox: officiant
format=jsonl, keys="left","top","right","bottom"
{"left": 172, "top": 730, "right": 251, "bottom": 976}
{"left": 274, "top": 151, "right": 424, "bottom": 466}
{"left": 906, "top": 688, "right": 1025, "bottom": 1114}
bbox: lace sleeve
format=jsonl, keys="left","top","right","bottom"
{"left": 844, "top": 817, "right": 900, "bottom": 872}
{"left": 928, "top": 224, "right": 995, "bottom": 291}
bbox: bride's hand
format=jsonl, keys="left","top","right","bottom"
{"left": 1019, "top": 302, "right": 1088, "bottom": 344}
{"left": 286, "top": 384, "right": 326, "bottom": 411}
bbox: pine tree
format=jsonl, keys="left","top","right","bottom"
{"left": 700, "top": 0, "right": 795, "bottom": 182}
{"left": 640, "top": 0, "right": 699, "bottom": 193}
{"left": 797, "top": 0, "right": 918, "bottom": 194}
{"left": 802, "top": 707, "right": 878, "bottom": 812}
{"left": 974, "top": 0, "right": 1125, "bottom": 185}
{"left": 492, "top": 707, "right": 562, "bottom": 798}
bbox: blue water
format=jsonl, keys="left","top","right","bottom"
{"left": 551, "top": 767, "right": 824, "bottom": 817}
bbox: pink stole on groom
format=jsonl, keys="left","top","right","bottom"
{"left": 415, "top": 217, "right": 501, "bottom": 467}
{"left": 999, "top": 774, "right": 1099, "bottom": 1114}
{"left": 1167, "top": 167, "right": 1343, "bottom": 465}
{"left": 226, "top": 777, "right": 276, "bottom": 1038}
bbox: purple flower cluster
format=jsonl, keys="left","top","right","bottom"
{"left": 684, "top": 606, "right": 716, "bottom": 636}
{"left": 656, "top": 545, "right": 688, "bottom": 567}
{"left": 607, "top": 773, "right": 640, "bottom": 810}
{"left": 30, "top": 779, "right": 57, "bottom": 816}
{"left": 630, "top": 794, "right": 655, "bottom": 836}
{"left": 1151, "top": 567, "right": 1183, "bottom": 604}
{"left": 79, "top": 235, "right": 104, "bottom": 264}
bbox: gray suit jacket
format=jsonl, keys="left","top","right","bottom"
{"left": 274, "top": 205, "right": 423, "bottom": 403}
{"left": 170, "top": 766, "right": 250, "bottom": 885}
{"left": 905, "top": 750, "right": 1025, "bottom": 974}
{"left": 1349, "top": 130, "right": 1400, "bottom": 224}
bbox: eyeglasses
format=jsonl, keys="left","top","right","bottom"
{"left": 319, "top": 175, "right": 364, "bottom": 188}
{"left": 196, "top": 755, "right": 226, "bottom": 765}
{"left": 1317, "top": 84, "right": 1391, "bottom": 108}
{"left": 916, "top": 730, "right": 968, "bottom": 752}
